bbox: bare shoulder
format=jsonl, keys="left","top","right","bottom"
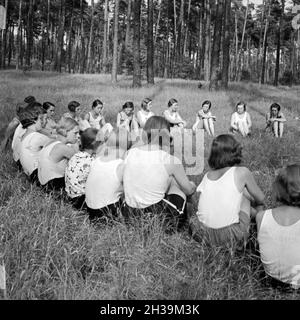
{"left": 235, "top": 166, "right": 251, "bottom": 176}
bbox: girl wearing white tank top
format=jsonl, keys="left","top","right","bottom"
{"left": 230, "top": 101, "right": 252, "bottom": 137}
{"left": 38, "top": 117, "right": 80, "bottom": 191}
{"left": 85, "top": 129, "right": 130, "bottom": 222}
{"left": 190, "top": 134, "right": 264, "bottom": 246}
{"left": 136, "top": 98, "right": 155, "bottom": 128}
{"left": 256, "top": 165, "right": 300, "bottom": 289}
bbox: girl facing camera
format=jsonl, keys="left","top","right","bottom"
{"left": 256, "top": 164, "right": 300, "bottom": 290}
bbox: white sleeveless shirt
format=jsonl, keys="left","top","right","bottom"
{"left": 123, "top": 147, "right": 179, "bottom": 208}
{"left": 20, "top": 132, "right": 51, "bottom": 176}
{"left": 232, "top": 112, "right": 248, "bottom": 125}
{"left": 88, "top": 112, "right": 103, "bottom": 130}
{"left": 85, "top": 158, "right": 123, "bottom": 209}
{"left": 12, "top": 124, "right": 26, "bottom": 162}
{"left": 196, "top": 167, "right": 243, "bottom": 228}
{"left": 258, "top": 209, "right": 300, "bottom": 288}
{"left": 38, "top": 141, "right": 68, "bottom": 185}
{"left": 137, "top": 110, "right": 154, "bottom": 127}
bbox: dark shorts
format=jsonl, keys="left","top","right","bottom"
{"left": 42, "top": 177, "right": 65, "bottom": 193}
{"left": 68, "top": 194, "right": 86, "bottom": 210}
{"left": 87, "top": 199, "right": 123, "bottom": 223}
{"left": 124, "top": 194, "right": 188, "bottom": 232}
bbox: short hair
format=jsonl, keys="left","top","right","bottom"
{"left": 80, "top": 128, "right": 102, "bottom": 151}
{"left": 19, "top": 102, "right": 45, "bottom": 129}
{"left": 143, "top": 116, "right": 171, "bottom": 146}
{"left": 92, "top": 99, "right": 103, "bottom": 109}
{"left": 235, "top": 101, "right": 246, "bottom": 111}
{"left": 202, "top": 100, "right": 212, "bottom": 109}
{"left": 68, "top": 101, "right": 80, "bottom": 113}
{"left": 24, "top": 96, "right": 36, "bottom": 104}
{"left": 270, "top": 103, "right": 281, "bottom": 113}
{"left": 208, "top": 134, "right": 242, "bottom": 170}
{"left": 168, "top": 98, "right": 178, "bottom": 108}
{"left": 122, "top": 101, "right": 134, "bottom": 110}
{"left": 43, "top": 101, "right": 55, "bottom": 111}
{"left": 56, "top": 117, "right": 78, "bottom": 137}
{"left": 141, "top": 98, "right": 152, "bottom": 110}
{"left": 273, "top": 164, "right": 300, "bottom": 207}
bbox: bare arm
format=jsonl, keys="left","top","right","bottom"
{"left": 163, "top": 110, "right": 184, "bottom": 125}
{"left": 84, "top": 113, "right": 90, "bottom": 122}
{"left": 136, "top": 111, "right": 144, "bottom": 128}
{"left": 230, "top": 113, "right": 237, "bottom": 129}
{"left": 278, "top": 112, "right": 286, "bottom": 122}
{"left": 51, "top": 143, "right": 77, "bottom": 162}
{"left": 247, "top": 113, "right": 252, "bottom": 128}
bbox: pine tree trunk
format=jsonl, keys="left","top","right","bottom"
{"left": 204, "top": 0, "right": 211, "bottom": 82}
{"left": 132, "top": 0, "right": 142, "bottom": 87}
{"left": 147, "top": 0, "right": 154, "bottom": 84}
{"left": 183, "top": 0, "right": 191, "bottom": 56}
{"left": 26, "top": 0, "right": 33, "bottom": 66}
{"left": 209, "top": 0, "right": 223, "bottom": 90}
{"left": 57, "top": 0, "right": 65, "bottom": 73}
{"left": 221, "top": 0, "right": 231, "bottom": 89}
{"left": 87, "top": 0, "right": 95, "bottom": 73}
{"left": 80, "top": 0, "right": 85, "bottom": 73}
{"left": 16, "top": 0, "right": 22, "bottom": 70}
{"left": 111, "top": 0, "right": 120, "bottom": 83}
{"left": 68, "top": 0, "right": 74, "bottom": 73}
{"left": 260, "top": 0, "right": 270, "bottom": 85}
{"left": 125, "top": 0, "right": 132, "bottom": 52}
{"left": 102, "top": 0, "right": 108, "bottom": 73}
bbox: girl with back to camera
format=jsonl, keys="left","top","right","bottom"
{"left": 192, "top": 100, "right": 216, "bottom": 136}
{"left": 265, "top": 103, "right": 286, "bottom": 138}
{"left": 137, "top": 98, "right": 155, "bottom": 128}
{"left": 256, "top": 164, "right": 300, "bottom": 290}
{"left": 38, "top": 117, "right": 80, "bottom": 191}
{"left": 230, "top": 101, "right": 252, "bottom": 137}
{"left": 189, "top": 134, "right": 264, "bottom": 247}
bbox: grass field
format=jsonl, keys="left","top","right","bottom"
{"left": 0, "top": 70, "right": 300, "bottom": 300}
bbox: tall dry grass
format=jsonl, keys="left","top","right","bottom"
{"left": 0, "top": 71, "right": 300, "bottom": 299}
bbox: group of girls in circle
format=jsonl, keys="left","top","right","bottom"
{"left": 2, "top": 94, "right": 297, "bottom": 291}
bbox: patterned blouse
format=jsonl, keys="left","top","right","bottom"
{"left": 65, "top": 151, "right": 94, "bottom": 198}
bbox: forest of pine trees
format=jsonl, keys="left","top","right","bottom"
{"left": 0, "top": 0, "right": 300, "bottom": 88}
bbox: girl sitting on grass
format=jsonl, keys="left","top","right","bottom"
{"left": 85, "top": 129, "right": 130, "bottom": 222}
{"left": 65, "top": 128, "right": 104, "bottom": 210}
{"left": 42, "top": 102, "right": 58, "bottom": 136}
{"left": 116, "top": 101, "right": 139, "bottom": 140}
{"left": 265, "top": 103, "right": 286, "bottom": 138}
{"left": 230, "top": 101, "right": 252, "bottom": 137}
{"left": 163, "top": 99, "right": 187, "bottom": 133}
{"left": 38, "top": 117, "right": 80, "bottom": 191}
{"left": 83, "top": 99, "right": 113, "bottom": 136}
{"left": 123, "top": 116, "right": 196, "bottom": 231}
{"left": 189, "top": 134, "right": 265, "bottom": 247}
{"left": 192, "top": 100, "right": 216, "bottom": 136}
{"left": 256, "top": 164, "right": 300, "bottom": 290}
{"left": 1, "top": 96, "right": 36, "bottom": 151}
{"left": 19, "top": 104, "right": 51, "bottom": 183}
{"left": 136, "top": 98, "right": 155, "bottom": 128}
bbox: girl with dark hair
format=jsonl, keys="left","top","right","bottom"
{"left": 83, "top": 99, "right": 113, "bottom": 136}
{"left": 265, "top": 103, "right": 286, "bottom": 138}
{"left": 192, "top": 100, "right": 216, "bottom": 136}
{"left": 42, "top": 101, "right": 57, "bottom": 136}
{"left": 85, "top": 129, "right": 130, "bottom": 222}
{"left": 1, "top": 96, "right": 36, "bottom": 152}
{"left": 163, "top": 99, "right": 187, "bottom": 134}
{"left": 230, "top": 101, "right": 252, "bottom": 137}
{"left": 65, "top": 128, "right": 104, "bottom": 210}
{"left": 63, "top": 101, "right": 81, "bottom": 122}
{"left": 38, "top": 117, "right": 80, "bottom": 191}
{"left": 19, "top": 104, "right": 52, "bottom": 182}
{"left": 123, "top": 116, "right": 196, "bottom": 231}
{"left": 116, "top": 101, "right": 139, "bottom": 138}
{"left": 137, "top": 98, "right": 155, "bottom": 128}
{"left": 256, "top": 164, "right": 300, "bottom": 290}
{"left": 190, "top": 134, "right": 264, "bottom": 247}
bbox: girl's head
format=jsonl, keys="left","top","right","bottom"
{"left": 270, "top": 103, "right": 281, "bottom": 116}
{"left": 56, "top": 117, "right": 79, "bottom": 144}
{"left": 122, "top": 101, "right": 134, "bottom": 116}
{"left": 68, "top": 101, "right": 81, "bottom": 115}
{"left": 92, "top": 99, "right": 104, "bottom": 116}
{"left": 43, "top": 101, "right": 55, "bottom": 119}
{"left": 19, "top": 102, "right": 46, "bottom": 130}
{"left": 141, "top": 98, "right": 152, "bottom": 111}
{"left": 202, "top": 100, "right": 212, "bottom": 113}
{"left": 236, "top": 101, "right": 246, "bottom": 114}
{"left": 273, "top": 164, "right": 300, "bottom": 207}
{"left": 143, "top": 116, "right": 171, "bottom": 147}
{"left": 80, "top": 128, "right": 103, "bottom": 152}
{"left": 24, "top": 96, "right": 36, "bottom": 105}
{"left": 208, "top": 134, "right": 242, "bottom": 170}
{"left": 168, "top": 98, "right": 178, "bottom": 111}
